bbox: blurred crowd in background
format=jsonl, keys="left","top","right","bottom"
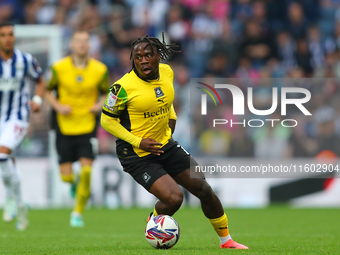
{"left": 4, "top": 0, "right": 340, "bottom": 158}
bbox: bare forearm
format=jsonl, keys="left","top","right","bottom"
{"left": 98, "top": 94, "right": 107, "bottom": 106}
{"left": 44, "top": 90, "right": 60, "bottom": 111}
{"left": 90, "top": 94, "right": 107, "bottom": 114}
{"left": 35, "top": 77, "right": 45, "bottom": 97}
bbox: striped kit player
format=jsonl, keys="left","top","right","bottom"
{"left": 0, "top": 49, "right": 41, "bottom": 127}
{"left": 0, "top": 21, "right": 45, "bottom": 230}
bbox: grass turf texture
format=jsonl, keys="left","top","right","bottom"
{"left": 0, "top": 207, "right": 339, "bottom": 254}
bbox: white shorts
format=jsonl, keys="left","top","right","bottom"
{"left": 0, "top": 120, "right": 29, "bottom": 150}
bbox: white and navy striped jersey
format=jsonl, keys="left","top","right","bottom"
{"left": 0, "top": 49, "right": 42, "bottom": 124}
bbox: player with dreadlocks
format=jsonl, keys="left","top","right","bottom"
{"left": 129, "top": 33, "right": 179, "bottom": 72}
{"left": 101, "top": 33, "right": 248, "bottom": 249}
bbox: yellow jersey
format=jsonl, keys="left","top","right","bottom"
{"left": 47, "top": 56, "right": 109, "bottom": 135}
{"left": 102, "top": 63, "right": 177, "bottom": 157}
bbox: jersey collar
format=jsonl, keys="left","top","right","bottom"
{"left": 133, "top": 68, "right": 160, "bottom": 82}
{"left": 0, "top": 49, "right": 15, "bottom": 63}
{"left": 71, "top": 56, "right": 89, "bottom": 68}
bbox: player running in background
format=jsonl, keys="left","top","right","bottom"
{"left": 101, "top": 34, "right": 248, "bottom": 249}
{"left": 0, "top": 21, "right": 45, "bottom": 230}
{"left": 45, "top": 30, "right": 109, "bottom": 227}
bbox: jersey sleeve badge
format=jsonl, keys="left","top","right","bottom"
{"left": 107, "top": 84, "right": 121, "bottom": 107}
{"left": 107, "top": 92, "right": 117, "bottom": 107}
{"left": 103, "top": 84, "right": 123, "bottom": 113}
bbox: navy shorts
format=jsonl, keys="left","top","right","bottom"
{"left": 119, "top": 139, "right": 198, "bottom": 191}
{"left": 56, "top": 132, "right": 96, "bottom": 163}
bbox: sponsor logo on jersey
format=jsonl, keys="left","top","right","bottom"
{"left": 144, "top": 104, "right": 170, "bottom": 118}
{"left": 0, "top": 78, "right": 21, "bottom": 90}
{"left": 154, "top": 87, "right": 164, "bottom": 98}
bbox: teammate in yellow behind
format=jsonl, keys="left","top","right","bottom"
{"left": 45, "top": 30, "right": 109, "bottom": 227}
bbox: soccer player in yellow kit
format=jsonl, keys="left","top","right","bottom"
{"left": 101, "top": 35, "right": 248, "bottom": 249}
{"left": 46, "top": 31, "right": 109, "bottom": 227}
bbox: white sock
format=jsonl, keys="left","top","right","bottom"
{"left": 71, "top": 211, "right": 82, "bottom": 217}
{"left": 219, "top": 234, "right": 232, "bottom": 245}
{"left": 0, "top": 155, "right": 23, "bottom": 207}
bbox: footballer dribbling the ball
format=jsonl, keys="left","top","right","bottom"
{"left": 101, "top": 33, "right": 248, "bottom": 249}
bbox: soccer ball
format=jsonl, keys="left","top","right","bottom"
{"left": 145, "top": 215, "right": 180, "bottom": 249}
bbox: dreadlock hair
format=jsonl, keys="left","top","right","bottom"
{"left": 130, "top": 32, "right": 180, "bottom": 72}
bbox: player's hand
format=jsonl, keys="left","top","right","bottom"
{"left": 56, "top": 104, "right": 72, "bottom": 115}
{"left": 28, "top": 100, "right": 41, "bottom": 113}
{"left": 89, "top": 103, "right": 102, "bottom": 114}
{"left": 139, "top": 138, "right": 164, "bottom": 156}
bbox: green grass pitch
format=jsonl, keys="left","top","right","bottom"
{"left": 0, "top": 206, "right": 339, "bottom": 254}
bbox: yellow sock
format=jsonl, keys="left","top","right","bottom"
{"left": 209, "top": 213, "right": 229, "bottom": 237}
{"left": 61, "top": 173, "right": 75, "bottom": 183}
{"left": 153, "top": 207, "right": 158, "bottom": 216}
{"left": 74, "top": 166, "right": 92, "bottom": 214}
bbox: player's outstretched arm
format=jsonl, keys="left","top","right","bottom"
{"left": 29, "top": 76, "right": 45, "bottom": 112}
